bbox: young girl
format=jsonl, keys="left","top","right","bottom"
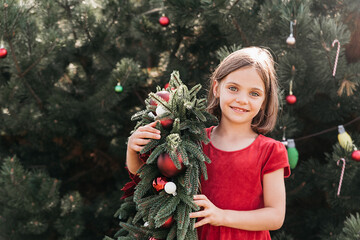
{"left": 126, "top": 47, "right": 290, "bottom": 240}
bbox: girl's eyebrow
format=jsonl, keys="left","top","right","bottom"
{"left": 226, "top": 81, "right": 264, "bottom": 93}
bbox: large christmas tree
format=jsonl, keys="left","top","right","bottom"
{"left": 0, "top": 0, "right": 359, "bottom": 239}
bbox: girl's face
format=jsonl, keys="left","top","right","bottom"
{"left": 213, "top": 67, "right": 266, "bottom": 128}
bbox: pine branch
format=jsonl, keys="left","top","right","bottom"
{"left": 166, "top": 224, "right": 177, "bottom": 240}
{"left": 140, "top": 139, "right": 160, "bottom": 155}
{"left": 155, "top": 197, "right": 180, "bottom": 222}
{"left": 131, "top": 109, "right": 148, "bottom": 121}
{"left": 145, "top": 143, "right": 166, "bottom": 164}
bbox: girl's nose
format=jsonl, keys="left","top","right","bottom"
{"left": 236, "top": 92, "right": 248, "bottom": 104}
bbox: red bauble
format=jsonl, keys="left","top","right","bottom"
{"left": 160, "top": 118, "right": 174, "bottom": 129}
{"left": 162, "top": 216, "right": 174, "bottom": 228}
{"left": 159, "top": 16, "right": 170, "bottom": 26}
{"left": 0, "top": 48, "right": 8, "bottom": 58}
{"left": 286, "top": 95, "right": 297, "bottom": 105}
{"left": 152, "top": 176, "right": 169, "bottom": 191}
{"left": 157, "top": 152, "right": 185, "bottom": 177}
{"left": 352, "top": 150, "right": 360, "bottom": 161}
{"left": 150, "top": 91, "right": 170, "bottom": 106}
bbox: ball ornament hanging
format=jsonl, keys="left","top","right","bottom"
{"left": 152, "top": 176, "right": 168, "bottom": 192}
{"left": 286, "top": 21, "right": 296, "bottom": 46}
{"left": 286, "top": 34, "right": 296, "bottom": 45}
{"left": 286, "top": 94, "right": 297, "bottom": 105}
{"left": 164, "top": 181, "right": 177, "bottom": 196}
{"left": 351, "top": 149, "right": 360, "bottom": 161}
{"left": 0, "top": 48, "right": 8, "bottom": 58}
{"left": 149, "top": 91, "right": 170, "bottom": 107}
{"left": 159, "top": 15, "right": 170, "bottom": 27}
{"left": 161, "top": 216, "right": 174, "bottom": 228}
{"left": 114, "top": 83, "right": 123, "bottom": 93}
{"left": 157, "top": 152, "right": 185, "bottom": 178}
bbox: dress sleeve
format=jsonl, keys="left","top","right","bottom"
{"left": 261, "top": 141, "right": 291, "bottom": 178}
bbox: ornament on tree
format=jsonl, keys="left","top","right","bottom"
{"left": 287, "top": 139, "right": 299, "bottom": 169}
{"left": 152, "top": 176, "right": 168, "bottom": 192}
{"left": 286, "top": 94, "right": 297, "bottom": 105}
{"left": 336, "top": 158, "right": 346, "bottom": 196}
{"left": 337, "top": 125, "right": 353, "bottom": 152}
{"left": 157, "top": 152, "right": 185, "bottom": 177}
{"left": 114, "top": 82, "right": 123, "bottom": 93}
{"left": 331, "top": 39, "right": 340, "bottom": 78}
{"left": 286, "top": 75, "right": 296, "bottom": 105}
{"left": 0, "top": 47, "right": 7, "bottom": 59}
{"left": 155, "top": 105, "right": 174, "bottom": 128}
{"left": 149, "top": 91, "right": 170, "bottom": 107}
{"left": 164, "top": 181, "right": 177, "bottom": 196}
{"left": 159, "top": 15, "right": 170, "bottom": 27}
{"left": 351, "top": 149, "right": 360, "bottom": 161}
{"left": 161, "top": 216, "right": 174, "bottom": 228}
{"left": 286, "top": 21, "right": 296, "bottom": 46}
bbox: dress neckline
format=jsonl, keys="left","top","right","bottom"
{"left": 207, "top": 126, "right": 262, "bottom": 153}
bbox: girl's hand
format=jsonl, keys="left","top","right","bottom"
{"left": 127, "top": 121, "right": 161, "bottom": 153}
{"left": 189, "top": 194, "right": 225, "bottom": 228}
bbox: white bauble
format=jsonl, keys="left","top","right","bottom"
{"left": 164, "top": 182, "right": 177, "bottom": 196}
{"left": 156, "top": 105, "right": 168, "bottom": 116}
{"left": 286, "top": 34, "right": 296, "bottom": 45}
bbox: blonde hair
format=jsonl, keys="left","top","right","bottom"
{"left": 207, "top": 47, "right": 279, "bottom": 134}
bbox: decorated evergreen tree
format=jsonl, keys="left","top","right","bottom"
{"left": 109, "top": 71, "right": 217, "bottom": 239}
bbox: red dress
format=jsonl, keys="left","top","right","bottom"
{"left": 198, "top": 126, "right": 291, "bottom": 240}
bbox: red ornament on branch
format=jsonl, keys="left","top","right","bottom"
{"left": 161, "top": 216, "right": 174, "bottom": 228}
{"left": 157, "top": 152, "right": 185, "bottom": 177}
{"left": 0, "top": 48, "right": 8, "bottom": 58}
{"left": 286, "top": 94, "right": 297, "bottom": 105}
{"left": 152, "top": 176, "right": 169, "bottom": 191}
{"left": 149, "top": 91, "right": 170, "bottom": 107}
{"left": 352, "top": 150, "right": 360, "bottom": 161}
{"left": 159, "top": 16, "right": 170, "bottom": 26}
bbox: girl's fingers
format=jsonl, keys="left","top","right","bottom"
{"left": 194, "top": 218, "right": 209, "bottom": 228}
{"left": 193, "top": 200, "right": 209, "bottom": 208}
{"left": 189, "top": 210, "right": 207, "bottom": 219}
{"left": 135, "top": 139, "right": 151, "bottom": 146}
{"left": 137, "top": 131, "right": 160, "bottom": 140}
{"left": 193, "top": 194, "right": 207, "bottom": 200}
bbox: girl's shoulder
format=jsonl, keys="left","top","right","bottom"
{"left": 256, "top": 134, "right": 287, "bottom": 153}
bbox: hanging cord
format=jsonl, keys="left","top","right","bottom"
{"left": 294, "top": 116, "right": 360, "bottom": 142}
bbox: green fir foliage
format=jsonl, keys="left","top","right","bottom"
{"left": 113, "top": 71, "right": 216, "bottom": 239}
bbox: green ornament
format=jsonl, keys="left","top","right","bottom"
{"left": 287, "top": 139, "right": 299, "bottom": 169}
{"left": 115, "top": 84, "right": 123, "bottom": 93}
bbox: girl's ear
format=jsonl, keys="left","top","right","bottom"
{"left": 213, "top": 80, "right": 219, "bottom": 97}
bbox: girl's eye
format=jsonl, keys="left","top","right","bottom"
{"left": 229, "top": 86, "right": 237, "bottom": 91}
{"left": 250, "top": 92, "right": 260, "bottom": 97}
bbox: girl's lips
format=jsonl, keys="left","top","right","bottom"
{"left": 231, "top": 106, "right": 249, "bottom": 112}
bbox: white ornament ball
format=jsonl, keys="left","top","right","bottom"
{"left": 148, "top": 112, "right": 156, "bottom": 119}
{"left": 144, "top": 221, "right": 149, "bottom": 227}
{"left": 156, "top": 105, "right": 168, "bottom": 117}
{"left": 164, "top": 182, "right": 177, "bottom": 196}
{"left": 286, "top": 34, "right": 296, "bottom": 45}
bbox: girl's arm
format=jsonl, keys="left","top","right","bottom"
{"left": 126, "top": 121, "right": 161, "bottom": 174}
{"left": 189, "top": 168, "right": 286, "bottom": 231}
